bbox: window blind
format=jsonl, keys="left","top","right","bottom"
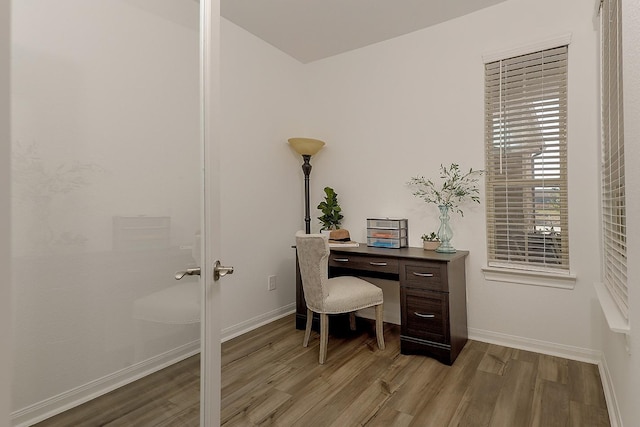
{"left": 485, "top": 46, "right": 569, "bottom": 272}
{"left": 600, "top": 0, "right": 627, "bottom": 318}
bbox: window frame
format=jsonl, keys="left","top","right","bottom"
{"left": 598, "top": 0, "right": 628, "bottom": 323}
{"left": 483, "top": 41, "right": 571, "bottom": 278}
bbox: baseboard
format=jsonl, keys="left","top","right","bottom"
{"left": 11, "top": 341, "right": 200, "bottom": 427}
{"left": 468, "top": 327, "right": 601, "bottom": 364}
{"left": 597, "top": 352, "right": 622, "bottom": 427}
{"left": 221, "top": 303, "right": 296, "bottom": 342}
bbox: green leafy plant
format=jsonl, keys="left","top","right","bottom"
{"left": 408, "top": 163, "right": 485, "bottom": 216}
{"left": 421, "top": 232, "right": 440, "bottom": 242}
{"left": 317, "top": 186, "right": 343, "bottom": 230}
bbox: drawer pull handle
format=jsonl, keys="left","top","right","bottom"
{"left": 414, "top": 312, "right": 436, "bottom": 318}
{"left": 413, "top": 272, "right": 434, "bottom": 277}
{"left": 370, "top": 262, "right": 388, "bottom": 266}
{"left": 333, "top": 258, "right": 349, "bottom": 262}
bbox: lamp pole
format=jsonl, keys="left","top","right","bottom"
{"left": 301, "top": 154, "right": 312, "bottom": 234}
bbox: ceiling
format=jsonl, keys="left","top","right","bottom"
{"left": 220, "top": 0, "right": 508, "bottom": 63}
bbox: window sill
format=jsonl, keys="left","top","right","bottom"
{"left": 593, "top": 281, "right": 630, "bottom": 334}
{"left": 482, "top": 266, "right": 576, "bottom": 289}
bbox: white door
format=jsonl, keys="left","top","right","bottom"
{"left": 10, "top": 0, "right": 222, "bottom": 425}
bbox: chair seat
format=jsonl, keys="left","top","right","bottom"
{"left": 322, "top": 276, "right": 383, "bottom": 314}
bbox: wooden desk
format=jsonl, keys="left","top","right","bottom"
{"left": 295, "top": 245, "right": 469, "bottom": 365}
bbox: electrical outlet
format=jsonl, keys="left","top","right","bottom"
{"left": 268, "top": 275, "right": 277, "bottom": 291}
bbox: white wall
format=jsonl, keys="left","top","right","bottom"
{"left": 1, "top": 0, "right": 12, "bottom": 424}
{"left": 219, "top": 18, "right": 307, "bottom": 335}
{"left": 596, "top": 1, "right": 640, "bottom": 425}
{"left": 303, "top": 0, "right": 602, "bottom": 355}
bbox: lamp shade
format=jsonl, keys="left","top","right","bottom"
{"left": 288, "top": 138, "right": 325, "bottom": 156}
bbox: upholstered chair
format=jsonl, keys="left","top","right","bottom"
{"left": 295, "top": 231, "right": 385, "bottom": 364}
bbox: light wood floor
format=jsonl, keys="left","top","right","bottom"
{"left": 36, "top": 314, "right": 610, "bottom": 426}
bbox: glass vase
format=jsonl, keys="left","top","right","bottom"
{"left": 436, "top": 205, "right": 456, "bottom": 253}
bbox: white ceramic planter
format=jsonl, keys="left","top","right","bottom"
{"left": 423, "top": 240, "right": 440, "bottom": 251}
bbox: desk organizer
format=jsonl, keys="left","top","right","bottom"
{"left": 366, "top": 218, "right": 408, "bottom": 248}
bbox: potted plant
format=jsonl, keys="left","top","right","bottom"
{"left": 421, "top": 232, "right": 440, "bottom": 251}
{"left": 317, "top": 186, "right": 343, "bottom": 232}
{"left": 408, "top": 163, "right": 484, "bottom": 253}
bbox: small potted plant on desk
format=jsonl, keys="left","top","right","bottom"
{"left": 421, "top": 232, "right": 441, "bottom": 251}
{"left": 317, "top": 186, "right": 344, "bottom": 235}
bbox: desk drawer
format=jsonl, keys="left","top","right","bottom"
{"left": 329, "top": 254, "right": 398, "bottom": 274}
{"left": 402, "top": 288, "right": 449, "bottom": 344}
{"left": 401, "top": 261, "right": 446, "bottom": 291}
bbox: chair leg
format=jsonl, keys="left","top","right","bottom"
{"left": 375, "top": 303, "right": 385, "bottom": 350}
{"left": 319, "top": 313, "right": 329, "bottom": 364}
{"left": 303, "top": 308, "right": 313, "bottom": 347}
{"left": 349, "top": 312, "right": 356, "bottom": 331}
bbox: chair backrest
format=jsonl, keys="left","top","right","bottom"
{"left": 295, "top": 231, "right": 330, "bottom": 312}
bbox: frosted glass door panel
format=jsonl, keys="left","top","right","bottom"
{"left": 11, "top": 0, "right": 201, "bottom": 420}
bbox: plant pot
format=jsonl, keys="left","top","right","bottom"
{"left": 423, "top": 241, "right": 440, "bottom": 251}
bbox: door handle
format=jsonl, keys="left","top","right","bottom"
{"left": 175, "top": 267, "right": 201, "bottom": 280}
{"left": 213, "top": 260, "right": 234, "bottom": 281}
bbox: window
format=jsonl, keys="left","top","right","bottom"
{"left": 600, "top": 0, "right": 627, "bottom": 318}
{"left": 484, "top": 45, "right": 569, "bottom": 273}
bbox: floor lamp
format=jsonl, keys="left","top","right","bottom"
{"left": 288, "top": 137, "right": 325, "bottom": 234}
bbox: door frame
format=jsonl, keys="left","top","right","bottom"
{"left": 200, "top": 0, "right": 221, "bottom": 424}
{"left": 1, "top": 0, "right": 12, "bottom": 425}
